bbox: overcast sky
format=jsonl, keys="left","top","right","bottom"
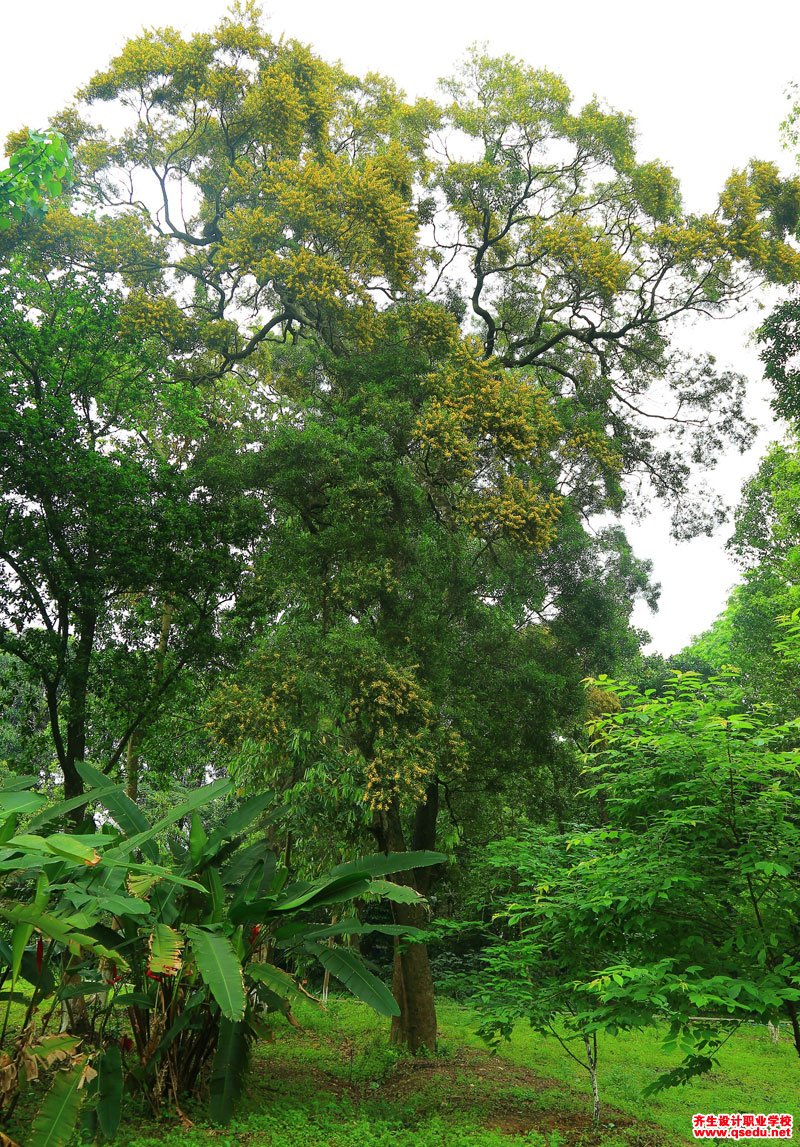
{"left": 2, "top": 0, "right": 798, "bottom": 654}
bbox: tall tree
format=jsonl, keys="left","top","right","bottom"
{"left": 6, "top": 6, "right": 800, "bottom": 1048}
{"left": 0, "top": 258, "right": 265, "bottom": 809}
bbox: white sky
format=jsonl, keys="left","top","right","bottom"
{"left": 2, "top": 0, "right": 798, "bottom": 655}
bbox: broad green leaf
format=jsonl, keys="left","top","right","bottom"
{"left": 272, "top": 872, "right": 373, "bottom": 913}
{"left": 313, "top": 945, "right": 399, "bottom": 1017}
{"left": 209, "top": 1018, "right": 248, "bottom": 1125}
{"left": 0, "top": 791, "right": 47, "bottom": 816}
{"left": 31, "top": 1035, "right": 81, "bottom": 1060}
{"left": 330, "top": 851, "right": 445, "bottom": 880}
{"left": 365, "top": 879, "right": 426, "bottom": 904}
{"left": 189, "top": 813, "right": 208, "bottom": 867}
{"left": 26, "top": 786, "right": 120, "bottom": 833}
{"left": 202, "top": 792, "right": 274, "bottom": 861}
{"left": 303, "top": 918, "right": 425, "bottom": 941}
{"left": 186, "top": 927, "right": 245, "bottom": 1021}
{"left": 247, "top": 962, "right": 318, "bottom": 1004}
{"left": 6, "top": 834, "right": 101, "bottom": 866}
{"left": 97, "top": 1045, "right": 123, "bottom": 1140}
{"left": 28, "top": 1064, "right": 84, "bottom": 1147}
{"left": 76, "top": 762, "right": 158, "bottom": 861}
{"left": 11, "top": 921, "right": 33, "bottom": 981}
{"left": 0, "top": 907, "right": 127, "bottom": 965}
{"left": 102, "top": 778, "right": 232, "bottom": 862}
{"left": 58, "top": 981, "right": 107, "bottom": 1000}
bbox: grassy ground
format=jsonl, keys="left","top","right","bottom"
{"left": 3, "top": 997, "right": 797, "bottom": 1146}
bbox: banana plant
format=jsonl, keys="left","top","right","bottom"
{"left": 0, "top": 766, "right": 443, "bottom": 1140}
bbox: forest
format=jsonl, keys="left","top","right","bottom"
{"left": 0, "top": 4, "right": 798, "bottom": 1144}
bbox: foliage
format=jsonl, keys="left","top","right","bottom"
{"left": 0, "top": 767, "right": 443, "bottom": 1141}
{"left": 0, "top": 258, "right": 267, "bottom": 805}
{"left": 431, "top": 50, "right": 800, "bottom": 535}
{"left": 578, "top": 651, "right": 800, "bottom": 1066}
{"left": 681, "top": 436, "right": 800, "bottom": 713}
{"left": 0, "top": 131, "right": 73, "bottom": 230}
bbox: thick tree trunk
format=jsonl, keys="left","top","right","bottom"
{"left": 389, "top": 899, "right": 438, "bottom": 1053}
{"left": 380, "top": 785, "right": 440, "bottom": 1054}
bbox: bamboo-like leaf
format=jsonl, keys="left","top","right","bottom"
{"left": 313, "top": 945, "right": 399, "bottom": 1017}
{"left": 28, "top": 1064, "right": 84, "bottom": 1147}
{"left": 148, "top": 924, "right": 183, "bottom": 977}
{"left": 186, "top": 927, "right": 245, "bottom": 1020}
{"left": 209, "top": 1018, "right": 248, "bottom": 1125}
{"left": 97, "top": 1045, "right": 123, "bottom": 1140}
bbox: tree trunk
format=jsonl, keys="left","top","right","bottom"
{"left": 784, "top": 1000, "right": 800, "bottom": 1058}
{"left": 125, "top": 729, "right": 141, "bottom": 802}
{"left": 63, "top": 609, "right": 96, "bottom": 822}
{"left": 389, "top": 899, "right": 438, "bottom": 1053}
{"left": 379, "top": 785, "right": 440, "bottom": 1054}
{"left": 583, "top": 1032, "right": 601, "bottom": 1125}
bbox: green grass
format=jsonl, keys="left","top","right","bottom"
{"left": 2, "top": 996, "right": 796, "bottom": 1146}
{"left": 434, "top": 1003, "right": 797, "bottom": 1144}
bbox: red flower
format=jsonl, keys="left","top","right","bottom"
{"left": 146, "top": 970, "right": 162, "bottom": 982}
{"left": 119, "top": 1035, "right": 134, "bottom": 1053}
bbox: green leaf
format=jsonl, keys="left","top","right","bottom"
{"left": 248, "top": 962, "right": 315, "bottom": 1004}
{"left": 365, "top": 879, "right": 426, "bottom": 904}
{"left": 26, "top": 786, "right": 120, "bottom": 833}
{"left": 28, "top": 1064, "right": 85, "bottom": 1147}
{"left": 58, "top": 981, "right": 107, "bottom": 1000}
{"left": 11, "top": 921, "right": 33, "bottom": 981}
{"left": 102, "top": 778, "right": 231, "bottom": 863}
{"left": 76, "top": 762, "right": 158, "bottom": 862}
{"left": 0, "top": 790, "right": 47, "bottom": 817}
{"left": 313, "top": 945, "right": 399, "bottom": 1017}
{"left": 209, "top": 1018, "right": 248, "bottom": 1125}
{"left": 331, "top": 851, "right": 445, "bottom": 879}
{"left": 0, "top": 906, "right": 127, "bottom": 965}
{"left": 186, "top": 927, "right": 245, "bottom": 1021}
{"left": 97, "top": 1044, "right": 123, "bottom": 1140}
{"left": 189, "top": 813, "right": 208, "bottom": 867}
{"left": 303, "top": 918, "right": 425, "bottom": 941}
{"left": 202, "top": 791, "right": 274, "bottom": 861}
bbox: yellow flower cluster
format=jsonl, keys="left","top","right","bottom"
{"left": 465, "top": 475, "right": 562, "bottom": 549}
{"left": 538, "top": 215, "right": 629, "bottom": 298}
{"left": 564, "top": 426, "right": 622, "bottom": 473}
